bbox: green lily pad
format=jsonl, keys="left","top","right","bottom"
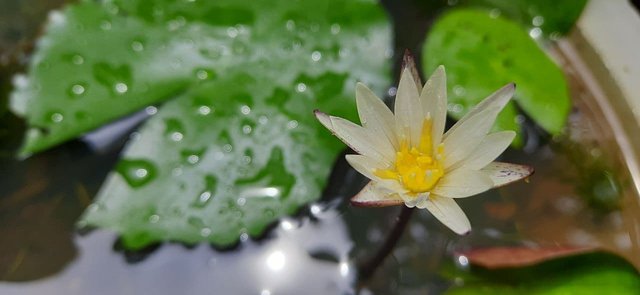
{"left": 423, "top": 9, "right": 571, "bottom": 144}
{"left": 10, "top": 0, "right": 389, "bottom": 156}
{"left": 80, "top": 70, "right": 354, "bottom": 249}
{"left": 11, "top": 2, "right": 191, "bottom": 156}
{"left": 445, "top": 251, "right": 640, "bottom": 294}
{"left": 461, "top": 0, "right": 587, "bottom": 37}
{"left": 62, "top": 0, "right": 391, "bottom": 248}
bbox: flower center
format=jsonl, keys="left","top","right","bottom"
{"left": 374, "top": 117, "right": 444, "bottom": 193}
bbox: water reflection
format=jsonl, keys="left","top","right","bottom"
{"left": 0, "top": 209, "right": 354, "bottom": 295}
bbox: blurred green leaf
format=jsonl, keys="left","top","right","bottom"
{"left": 26, "top": 0, "right": 392, "bottom": 248}
{"left": 445, "top": 251, "right": 640, "bottom": 294}
{"left": 423, "top": 9, "right": 571, "bottom": 145}
{"left": 461, "top": 0, "right": 588, "bottom": 37}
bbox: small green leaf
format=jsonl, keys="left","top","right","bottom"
{"left": 445, "top": 251, "right": 640, "bottom": 294}
{"left": 461, "top": 0, "right": 588, "bottom": 37}
{"left": 71, "top": 0, "right": 391, "bottom": 248}
{"left": 423, "top": 9, "right": 571, "bottom": 144}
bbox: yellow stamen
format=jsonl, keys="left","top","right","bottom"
{"left": 374, "top": 116, "right": 445, "bottom": 193}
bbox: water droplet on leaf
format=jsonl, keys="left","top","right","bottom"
{"left": 198, "top": 105, "right": 212, "bottom": 115}
{"left": 287, "top": 120, "right": 298, "bottom": 129}
{"left": 148, "top": 214, "right": 160, "bottom": 223}
{"left": 532, "top": 16, "right": 545, "bottom": 26}
{"left": 330, "top": 23, "right": 341, "bottom": 34}
{"left": 235, "top": 148, "right": 294, "bottom": 199}
{"left": 240, "top": 105, "right": 251, "bottom": 115}
{"left": 227, "top": 27, "right": 239, "bottom": 38}
{"left": 296, "top": 83, "right": 307, "bottom": 93}
{"left": 164, "top": 118, "right": 186, "bottom": 142}
{"left": 194, "top": 68, "right": 216, "bottom": 80}
{"left": 68, "top": 83, "right": 86, "bottom": 97}
{"left": 131, "top": 40, "right": 144, "bottom": 52}
{"left": 285, "top": 20, "right": 295, "bottom": 31}
{"left": 93, "top": 62, "right": 132, "bottom": 96}
{"left": 181, "top": 147, "right": 205, "bottom": 165}
{"left": 311, "top": 51, "right": 322, "bottom": 62}
{"left": 200, "top": 227, "right": 211, "bottom": 237}
{"left": 116, "top": 159, "right": 158, "bottom": 188}
{"left": 258, "top": 115, "right": 268, "bottom": 125}
{"left": 114, "top": 82, "right": 128, "bottom": 94}
{"left": 72, "top": 54, "right": 84, "bottom": 65}
{"left": 192, "top": 175, "right": 218, "bottom": 208}
{"left": 529, "top": 27, "right": 542, "bottom": 39}
{"left": 145, "top": 106, "right": 158, "bottom": 115}
{"left": 100, "top": 20, "right": 112, "bottom": 31}
{"left": 48, "top": 112, "right": 64, "bottom": 123}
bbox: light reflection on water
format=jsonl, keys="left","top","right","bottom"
{"left": 0, "top": 209, "right": 355, "bottom": 295}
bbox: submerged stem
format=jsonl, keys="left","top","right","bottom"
{"left": 357, "top": 206, "right": 414, "bottom": 282}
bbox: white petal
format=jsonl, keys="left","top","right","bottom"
{"left": 329, "top": 116, "right": 395, "bottom": 165}
{"left": 376, "top": 179, "right": 407, "bottom": 194}
{"left": 420, "top": 65, "right": 447, "bottom": 150}
{"left": 451, "top": 131, "right": 515, "bottom": 171}
{"left": 394, "top": 68, "right": 424, "bottom": 147}
{"left": 432, "top": 169, "right": 493, "bottom": 198}
{"left": 442, "top": 106, "right": 501, "bottom": 169}
{"left": 481, "top": 162, "right": 534, "bottom": 188}
{"left": 345, "top": 154, "right": 384, "bottom": 181}
{"left": 356, "top": 83, "right": 398, "bottom": 149}
{"left": 316, "top": 111, "right": 394, "bottom": 164}
{"left": 399, "top": 193, "right": 417, "bottom": 207}
{"left": 424, "top": 195, "right": 471, "bottom": 235}
{"left": 445, "top": 83, "right": 515, "bottom": 138}
{"left": 314, "top": 110, "right": 333, "bottom": 130}
{"left": 414, "top": 193, "right": 431, "bottom": 209}
{"left": 400, "top": 192, "right": 429, "bottom": 208}
{"left": 351, "top": 181, "right": 404, "bottom": 207}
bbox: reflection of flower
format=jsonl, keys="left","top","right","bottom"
{"left": 314, "top": 59, "right": 533, "bottom": 235}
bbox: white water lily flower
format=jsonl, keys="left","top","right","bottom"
{"left": 314, "top": 61, "right": 533, "bottom": 235}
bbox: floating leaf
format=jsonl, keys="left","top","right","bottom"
{"left": 11, "top": 2, "right": 191, "bottom": 156}
{"left": 68, "top": 0, "right": 391, "bottom": 248}
{"left": 423, "top": 9, "right": 571, "bottom": 145}
{"left": 460, "top": 246, "right": 596, "bottom": 269}
{"left": 461, "top": 0, "right": 588, "bottom": 37}
{"left": 446, "top": 251, "right": 640, "bottom": 294}
{"left": 10, "top": 0, "right": 390, "bottom": 156}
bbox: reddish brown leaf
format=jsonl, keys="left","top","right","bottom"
{"left": 460, "top": 246, "right": 598, "bottom": 269}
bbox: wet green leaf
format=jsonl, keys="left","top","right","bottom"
{"left": 423, "top": 9, "right": 571, "bottom": 145}
{"left": 55, "top": 0, "right": 391, "bottom": 248}
{"left": 11, "top": 2, "right": 190, "bottom": 156}
{"left": 81, "top": 69, "right": 361, "bottom": 248}
{"left": 11, "top": 0, "right": 389, "bottom": 156}
{"left": 445, "top": 251, "right": 640, "bottom": 294}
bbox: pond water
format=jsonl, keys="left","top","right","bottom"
{"left": 1, "top": 0, "right": 639, "bottom": 294}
